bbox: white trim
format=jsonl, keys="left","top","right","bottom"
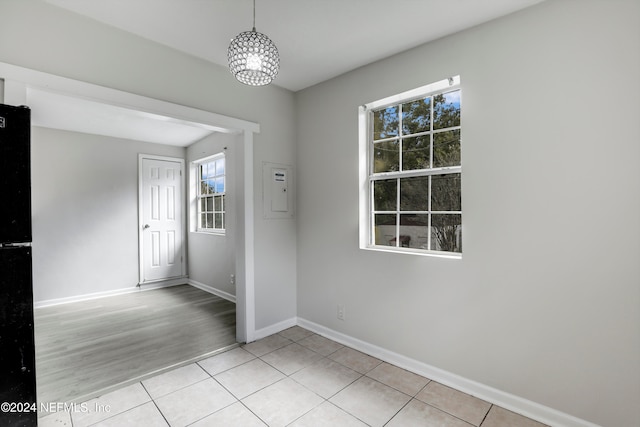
{"left": 187, "top": 279, "right": 236, "bottom": 303}
{"left": 193, "top": 152, "right": 225, "bottom": 163}
{"left": 0, "top": 62, "right": 259, "bottom": 134}
{"left": 138, "top": 275, "right": 188, "bottom": 285}
{"left": 364, "top": 75, "right": 460, "bottom": 111}
{"left": 297, "top": 317, "right": 601, "bottom": 427}
{"left": 1, "top": 61, "right": 258, "bottom": 344}
{"left": 34, "top": 279, "right": 185, "bottom": 309}
{"left": 67, "top": 342, "right": 239, "bottom": 405}
{"left": 193, "top": 229, "right": 226, "bottom": 236}
{"left": 358, "top": 105, "right": 369, "bottom": 250}
{"left": 370, "top": 165, "right": 462, "bottom": 180}
{"left": 254, "top": 317, "right": 297, "bottom": 341}
{"left": 361, "top": 245, "right": 462, "bottom": 259}
{"left": 238, "top": 130, "right": 256, "bottom": 343}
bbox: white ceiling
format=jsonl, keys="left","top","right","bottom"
{"left": 31, "top": 0, "right": 545, "bottom": 145}
{"left": 44, "top": 0, "right": 546, "bottom": 92}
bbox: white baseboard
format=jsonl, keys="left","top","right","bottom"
{"left": 187, "top": 279, "right": 236, "bottom": 303}
{"left": 254, "top": 317, "right": 297, "bottom": 341}
{"left": 34, "top": 279, "right": 186, "bottom": 309}
{"left": 297, "top": 317, "right": 600, "bottom": 427}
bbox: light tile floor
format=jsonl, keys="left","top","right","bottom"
{"left": 39, "top": 326, "right": 549, "bottom": 427}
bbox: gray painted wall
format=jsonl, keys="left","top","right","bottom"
{"left": 295, "top": 1, "right": 639, "bottom": 426}
{"left": 30, "top": 127, "right": 185, "bottom": 302}
{"left": 187, "top": 133, "right": 239, "bottom": 297}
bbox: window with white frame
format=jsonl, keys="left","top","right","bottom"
{"left": 360, "top": 76, "right": 461, "bottom": 256}
{"left": 195, "top": 154, "right": 225, "bottom": 232}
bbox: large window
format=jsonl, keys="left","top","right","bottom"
{"left": 196, "top": 154, "right": 225, "bottom": 232}
{"left": 359, "top": 76, "right": 461, "bottom": 256}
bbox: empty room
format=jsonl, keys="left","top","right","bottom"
{"left": 0, "top": 1, "right": 638, "bottom": 427}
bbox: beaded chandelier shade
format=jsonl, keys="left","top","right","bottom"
{"left": 227, "top": 0, "right": 280, "bottom": 86}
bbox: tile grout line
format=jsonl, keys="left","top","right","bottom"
{"left": 243, "top": 332, "right": 353, "bottom": 425}
{"left": 83, "top": 391, "right": 152, "bottom": 427}
{"left": 71, "top": 327, "right": 527, "bottom": 427}
{"left": 140, "top": 382, "right": 172, "bottom": 427}
{"left": 258, "top": 331, "right": 380, "bottom": 426}
{"left": 238, "top": 400, "right": 270, "bottom": 427}
{"left": 478, "top": 404, "right": 494, "bottom": 427}
{"left": 279, "top": 328, "right": 486, "bottom": 427}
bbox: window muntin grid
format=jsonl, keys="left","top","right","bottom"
{"left": 196, "top": 155, "right": 225, "bottom": 232}
{"left": 368, "top": 87, "right": 461, "bottom": 254}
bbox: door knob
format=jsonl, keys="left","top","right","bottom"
{"left": 143, "top": 224, "right": 150, "bottom": 230}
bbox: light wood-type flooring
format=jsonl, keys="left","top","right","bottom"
{"left": 34, "top": 284, "right": 236, "bottom": 405}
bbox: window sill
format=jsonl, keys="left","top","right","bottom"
{"left": 195, "top": 229, "right": 226, "bottom": 236}
{"left": 361, "top": 244, "right": 462, "bottom": 259}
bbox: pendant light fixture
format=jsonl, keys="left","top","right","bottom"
{"left": 227, "top": 0, "right": 280, "bottom": 86}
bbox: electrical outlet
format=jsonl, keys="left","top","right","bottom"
{"left": 230, "top": 274, "right": 235, "bottom": 285}
{"left": 337, "top": 304, "right": 345, "bottom": 321}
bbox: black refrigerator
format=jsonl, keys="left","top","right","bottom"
{"left": 0, "top": 104, "right": 37, "bottom": 426}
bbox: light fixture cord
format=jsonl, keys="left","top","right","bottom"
{"left": 252, "top": 0, "right": 256, "bottom": 31}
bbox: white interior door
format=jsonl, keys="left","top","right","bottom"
{"left": 140, "top": 157, "right": 185, "bottom": 283}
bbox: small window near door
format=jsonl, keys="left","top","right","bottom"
{"left": 195, "top": 153, "right": 225, "bottom": 233}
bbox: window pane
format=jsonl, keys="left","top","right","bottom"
{"left": 200, "top": 213, "right": 207, "bottom": 229}
{"left": 431, "top": 214, "right": 462, "bottom": 252}
{"left": 205, "top": 196, "right": 212, "bottom": 212}
{"left": 400, "top": 176, "right": 429, "bottom": 211}
{"left": 402, "top": 135, "right": 430, "bottom": 171}
{"left": 399, "top": 214, "right": 429, "bottom": 249}
{"left": 209, "top": 180, "right": 215, "bottom": 195}
{"left": 214, "top": 195, "right": 222, "bottom": 211}
{"left": 205, "top": 162, "right": 215, "bottom": 179}
{"left": 434, "top": 90, "right": 460, "bottom": 130}
{"left": 373, "top": 140, "right": 399, "bottom": 173}
{"left": 431, "top": 174, "right": 461, "bottom": 211}
{"left": 215, "top": 177, "right": 225, "bottom": 193}
{"left": 373, "top": 179, "right": 396, "bottom": 211}
{"left": 402, "top": 97, "right": 430, "bottom": 135}
{"left": 206, "top": 213, "right": 213, "bottom": 228}
{"left": 200, "top": 164, "right": 207, "bottom": 180}
{"left": 216, "top": 158, "right": 225, "bottom": 176}
{"left": 433, "top": 130, "right": 460, "bottom": 168}
{"left": 200, "top": 180, "right": 210, "bottom": 195}
{"left": 215, "top": 213, "right": 223, "bottom": 229}
{"left": 373, "top": 106, "right": 399, "bottom": 139}
{"left": 374, "top": 214, "right": 396, "bottom": 246}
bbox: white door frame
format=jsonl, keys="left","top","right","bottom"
{"left": 1, "top": 62, "right": 258, "bottom": 343}
{"left": 138, "top": 154, "right": 187, "bottom": 285}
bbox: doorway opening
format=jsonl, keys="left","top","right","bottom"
{"left": 1, "top": 61, "right": 258, "bottom": 404}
